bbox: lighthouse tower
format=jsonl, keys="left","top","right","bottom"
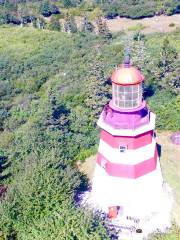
{"left": 91, "top": 56, "right": 171, "bottom": 226}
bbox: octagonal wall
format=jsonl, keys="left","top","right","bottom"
{"left": 100, "top": 129, "right": 153, "bottom": 150}
{"left": 96, "top": 148, "right": 158, "bottom": 179}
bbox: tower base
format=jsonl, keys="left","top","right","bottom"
{"left": 81, "top": 160, "right": 173, "bottom": 239}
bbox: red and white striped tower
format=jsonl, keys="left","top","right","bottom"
{"left": 91, "top": 57, "right": 166, "bottom": 220}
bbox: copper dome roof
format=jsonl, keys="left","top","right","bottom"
{"left": 111, "top": 64, "right": 144, "bottom": 85}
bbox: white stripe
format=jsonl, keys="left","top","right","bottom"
{"left": 97, "top": 112, "right": 156, "bottom": 137}
{"left": 98, "top": 138, "right": 156, "bottom": 164}
{"left": 91, "top": 161, "right": 163, "bottom": 212}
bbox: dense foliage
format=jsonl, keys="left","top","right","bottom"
{"left": 97, "top": 0, "right": 180, "bottom": 19}
{"left": 0, "top": 0, "right": 180, "bottom": 26}
{"left": 0, "top": 26, "right": 179, "bottom": 239}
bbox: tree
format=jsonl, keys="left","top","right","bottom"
{"left": 161, "top": 62, "right": 180, "bottom": 94}
{"left": 84, "top": 57, "right": 111, "bottom": 123}
{"left": 0, "top": 156, "right": 8, "bottom": 182}
{"left": 17, "top": 5, "right": 32, "bottom": 26}
{"left": 131, "top": 38, "right": 154, "bottom": 73}
{"left": 81, "top": 15, "right": 94, "bottom": 33}
{"left": 39, "top": 2, "right": 60, "bottom": 17}
{"left": 158, "top": 38, "right": 177, "bottom": 77}
{"left": 0, "top": 155, "right": 109, "bottom": 240}
{"left": 39, "top": 1, "right": 51, "bottom": 17}
{"left": 64, "top": 13, "right": 77, "bottom": 33}
{"left": 62, "top": 0, "right": 73, "bottom": 8}
{"left": 36, "top": 17, "right": 46, "bottom": 29}
{"left": 157, "top": 38, "right": 178, "bottom": 93}
{"left": 96, "top": 17, "right": 112, "bottom": 40}
{"left": 130, "top": 36, "right": 161, "bottom": 93}
{"left": 32, "top": 17, "right": 37, "bottom": 28}
{"left": 50, "top": 4, "right": 60, "bottom": 15}
{"left": 48, "top": 17, "right": 61, "bottom": 31}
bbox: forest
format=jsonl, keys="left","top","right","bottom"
{"left": 0, "top": 0, "right": 180, "bottom": 26}
{"left": 0, "top": 5, "right": 180, "bottom": 239}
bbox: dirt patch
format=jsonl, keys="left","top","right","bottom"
{"left": 106, "top": 14, "right": 180, "bottom": 34}
{"left": 79, "top": 155, "right": 96, "bottom": 181}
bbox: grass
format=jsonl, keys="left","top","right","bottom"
{"left": 158, "top": 131, "right": 180, "bottom": 226}
{"left": 127, "top": 23, "right": 146, "bottom": 32}
{"left": 146, "top": 30, "right": 180, "bottom": 52}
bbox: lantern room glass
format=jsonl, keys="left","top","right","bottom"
{"left": 112, "top": 83, "right": 142, "bottom": 109}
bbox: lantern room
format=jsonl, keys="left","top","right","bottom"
{"left": 111, "top": 57, "right": 144, "bottom": 109}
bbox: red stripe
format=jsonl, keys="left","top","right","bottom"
{"left": 96, "top": 149, "right": 158, "bottom": 179}
{"left": 100, "top": 130, "right": 153, "bottom": 149}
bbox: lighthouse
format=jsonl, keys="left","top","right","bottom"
{"left": 91, "top": 56, "right": 172, "bottom": 234}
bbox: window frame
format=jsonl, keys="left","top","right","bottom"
{"left": 112, "top": 83, "right": 142, "bottom": 109}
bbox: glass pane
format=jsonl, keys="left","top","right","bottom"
{"left": 118, "top": 101, "right": 124, "bottom": 108}
{"left": 113, "top": 91, "right": 118, "bottom": 97}
{"left": 125, "top": 100, "right": 132, "bottom": 108}
{"left": 133, "top": 85, "right": 138, "bottom": 92}
{"left": 117, "top": 85, "right": 124, "bottom": 93}
{"left": 113, "top": 82, "right": 143, "bottom": 109}
{"left": 115, "top": 99, "right": 118, "bottom": 106}
{"left": 113, "top": 84, "right": 117, "bottom": 91}
{"left": 118, "top": 93, "right": 124, "bottom": 100}
{"left": 139, "top": 89, "right": 142, "bottom": 97}
{"left": 132, "top": 92, "right": 138, "bottom": 98}
{"left": 125, "top": 92, "right": 133, "bottom": 100}
{"left": 125, "top": 86, "right": 133, "bottom": 92}
{"left": 132, "top": 100, "right": 139, "bottom": 107}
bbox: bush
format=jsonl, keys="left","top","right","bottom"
{"left": 50, "top": 4, "right": 60, "bottom": 15}
{"left": 62, "top": 0, "right": 74, "bottom": 8}
{"left": 148, "top": 91, "right": 180, "bottom": 131}
{"left": 169, "top": 23, "right": 175, "bottom": 27}
{"left": 39, "top": 1, "right": 60, "bottom": 17}
{"left": 0, "top": 82, "right": 12, "bottom": 98}
{"left": 75, "top": 146, "right": 97, "bottom": 161}
{"left": 149, "top": 223, "right": 180, "bottom": 239}
{"left": 48, "top": 17, "right": 61, "bottom": 31}
{"left": 0, "top": 155, "right": 109, "bottom": 239}
{"left": 39, "top": 1, "right": 52, "bottom": 17}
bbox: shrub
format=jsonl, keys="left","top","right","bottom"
{"left": 39, "top": 1, "right": 52, "bottom": 17}
{"left": 0, "top": 155, "right": 109, "bottom": 239}
{"left": 62, "top": 0, "right": 74, "bottom": 8}
{"left": 48, "top": 17, "right": 61, "bottom": 31}
{"left": 50, "top": 4, "right": 60, "bottom": 15}
{"left": 39, "top": 1, "right": 60, "bottom": 17}
{"left": 0, "top": 82, "right": 12, "bottom": 98}
{"left": 149, "top": 223, "right": 180, "bottom": 239}
{"left": 169, "top": 23, "right": 175, "bottom": 27}
{"left": 148, "top": 91, "right": 180, "bottom": 131}
{"left": 75, "top": 146, "right": 97, "bottom": 162}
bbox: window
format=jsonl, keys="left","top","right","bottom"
{"left": 112, "top": 83, "right": 142, "bottom": 109}
{"left": 119, "top": 145, "right": 127, "bottom": 153}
